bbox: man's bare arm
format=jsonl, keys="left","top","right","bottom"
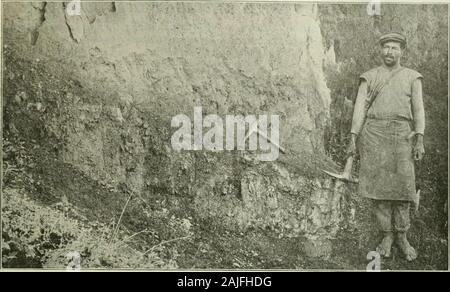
{"left": 411, "top": 78, "right": 425, "bottom": 136}
{"left": 350, "top": 80, "right": 368, "bottom": 137}
{"left": 411, "top": 78, "right": 425, "bottom": 160}
{"left": 346, "top": 80, "right": 367, "bottom": 157}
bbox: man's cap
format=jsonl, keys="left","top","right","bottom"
{"left": 379, "top": 32, "right": 407, "bottom": 47}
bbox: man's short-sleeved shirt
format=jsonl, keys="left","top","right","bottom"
{"left": 360, "top": 66, "right": 423, "bottom": 121}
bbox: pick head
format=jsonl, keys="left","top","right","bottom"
{"left": 322, "top": 170, "right": 359, "bottom": 184}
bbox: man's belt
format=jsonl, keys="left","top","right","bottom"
{"left": 366, "top": 114, "right": 411, "bottom": 121}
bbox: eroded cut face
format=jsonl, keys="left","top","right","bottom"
{"left": 381, "top": 41, "right": 403, "bottom": 67}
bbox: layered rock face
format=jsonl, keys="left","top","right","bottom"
{"left": 3, "top": 1, "right": 353, "bottom": 255}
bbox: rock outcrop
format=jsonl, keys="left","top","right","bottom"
{"left": 3, "top": 1, "right": 359, "bottom": 258}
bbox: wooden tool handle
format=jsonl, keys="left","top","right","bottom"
{"left": 342, "top": 156, "right": 354, "bottom": 178}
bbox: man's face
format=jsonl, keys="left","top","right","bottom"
{"left": 381, "top": 41, "right": 403, "bottom": 67}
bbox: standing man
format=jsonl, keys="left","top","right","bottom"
{"left": 348, "top": 32, "right": 425, "bottom": 261}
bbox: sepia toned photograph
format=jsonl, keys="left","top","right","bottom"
{"left": 1, "top": 0, "right": 448, "bottom": 273}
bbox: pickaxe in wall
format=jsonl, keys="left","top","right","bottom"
{"left": 244, "top": 120, "right": 286, "bottom": 154}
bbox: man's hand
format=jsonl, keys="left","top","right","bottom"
{"left": 346, "top": 133, "right": 357, "bottom": 158}
{"left": 413, "top": 134, "right": 425, "bottom": 161}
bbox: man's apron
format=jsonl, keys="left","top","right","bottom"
{"left": 358, "top": 117, "right": 416, "bottom": 202}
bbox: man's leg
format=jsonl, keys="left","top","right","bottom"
{"left": 394, "top": 201, "right": 417, "bottom": 261}
{"left": 373, "top": 200, "right": 394, "bottom": 257}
